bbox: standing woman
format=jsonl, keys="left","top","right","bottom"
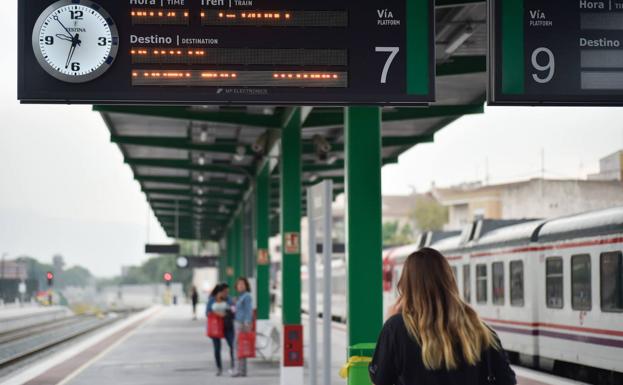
{"left": 190, "top": 286, "right": 199, "bottom": 320}
{"left": 233, "top": 277, "right": 253, "bottom": 377}
{"left": 369, "top": 248, "right": 517, "bottom": 385}
{"left": 206, "top": 284, "right": 235, "bottom": 376}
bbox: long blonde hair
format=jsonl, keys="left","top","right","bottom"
{"left": 398, "top": 248, "right": 498, "bottom": 371}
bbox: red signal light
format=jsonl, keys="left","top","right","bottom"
{"left": 46, "top": 272, "right": 54, "bottom": 280}
{"left": 163, "top": 272, "right": 173, "bottom": 282}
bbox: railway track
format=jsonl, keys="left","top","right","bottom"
{"left": 0, "top": 314, "right": 120, "bottom": 369}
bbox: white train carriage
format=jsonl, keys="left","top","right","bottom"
{"left": 457, "top": 219, "right": 546, "bottom": 365}
{"left": 530, "top": 207, "right": 623, "bottom": 375}
{"left": 381, "top": 207, "right": 623, "bottom": 382}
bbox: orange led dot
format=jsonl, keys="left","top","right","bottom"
{"left": 281, "top": 74, "right": 286, "bottom": 78}
{"left": 149, "top": 12, "right": 154, "bottom": 16}
{"left": 131, "top": 50, "right": 136, "bottom": 54}
{"left": 242, "top": 13, "right": 246, "bottom": 18}
{"left": 131, "top": 11, "right": 135, "bottom": 16}
{"left": 273, "top": 74, "right": 279, "bottom": 78}
{"left": 132, "top": 72, "right": 138, "bottom": 77}
{"left": 285, "top": 13, "right": 291, "bottom": 19}
{"left": 184, "top": 12, "right": 189, "bottom": 17}
{"left": 333, "top": 74, "right": 338, "bottom": 79}
{"left": 158, "top": 11, "right": 163, "bottom": 16}
{"left": 231, "top": 73, "right": 237, "bottom": 78}
{"left": 296, "top": 74, "right": 301, "bottom": 78}
{"left": 219, "top": 12, "right": 224, "bottom": 17}
{"left": 201, "top": 12, "right": 205, "bottom": 17}
{"left": 288, "top": 74, "right": 293, "bottom": 78}
{"left": 304, "top": 74, "right": 309, "bottom": 78}
{"left": 274, "top": 13, "right": 280, "bottom": 18}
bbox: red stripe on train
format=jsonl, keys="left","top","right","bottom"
{"left": 482, "top": 317, "right": 623, "bottom": 337}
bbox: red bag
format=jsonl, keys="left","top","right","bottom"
{"left": 206, "top": 313, "right": 224, "bottom": 339}
{"left": 237, "top": 331, "right": 256, "bottom": 359}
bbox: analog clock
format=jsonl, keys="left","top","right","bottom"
{"left": 31, "top": 0, "right": 119, "bottom": 83}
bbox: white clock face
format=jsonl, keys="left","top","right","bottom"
{"left": 32, "top": 0, "right": 119, "bottom": 83}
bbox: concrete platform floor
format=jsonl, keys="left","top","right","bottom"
{"left": 63, "top": 305, "right": 279, "bottom": 385}
{"left": 53, "top": 305, "right": 580, "bottom": 385}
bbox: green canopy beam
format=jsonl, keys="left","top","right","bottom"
{"left": 125, "top": 158, "right": 253, "bottom": 176}
{"left": 302, "top": 103, "right": 483, "bottom": 128}
{"left": 95, "top": 105, "right": 283, "bottom": 129}
{"left": 136, "top": 176, "right": 248, "bottom": 191}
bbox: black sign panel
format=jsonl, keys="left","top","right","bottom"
{"left": 489, "top": 0, "right": 623, "bottom": 105}
{"left": 18, "top": 0, "right": 434, "bottom": 105}
{"left": 145, "top": 243, "right": 180, "bottom": 254}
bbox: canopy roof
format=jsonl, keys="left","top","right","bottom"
{"left": 96, "top": 1, "right": 487, "bottom": 241}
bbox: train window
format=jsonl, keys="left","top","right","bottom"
{"left": 510, "top": 260, "right": 524, "bottom": 307}
{"left": 492, "top": 262, "right": 505, "bottom": 305}
{"left": 601, "top": 251, "right": 623, "bottom": 312}
{"left": 571, "top": 254, "right": 592, "bottom": 311}
{"left": 476, "top": 264, "right": 487, "bottom": 304}
{"left": 463, "top": 264, "right": 471, "bottom": 303}
{"left": 546, "top": 257, "right": 564, "bottom": 309}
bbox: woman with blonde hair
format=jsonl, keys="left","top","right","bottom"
{"left": 369, "top": 248, "right": 516, "bottom": 385}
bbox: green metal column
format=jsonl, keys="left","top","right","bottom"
{"left": 345, "top": 107, "right": 383, "bottom": 348}
{"left": 281, "top": 108, "right": 302, "bottom": 326}
{"left": 255, "top": 164, "right": 271, "bottom": 320}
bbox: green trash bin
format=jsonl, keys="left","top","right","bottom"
{"left": 347, "top": 343, "right": 376, "bottom": 385}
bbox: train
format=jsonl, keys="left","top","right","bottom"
{"left": 301, "top": 206, "right": 623, "bottom": 383}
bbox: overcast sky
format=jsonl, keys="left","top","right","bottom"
{"left": 1, "top": 2, "right": 622, "bottom": 276}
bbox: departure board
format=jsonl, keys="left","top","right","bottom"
{"left": 18, "top": 0, "right": 434, "bottom": 105}
{"left": 489, "top": 0, "right": 623, "bottom": 105}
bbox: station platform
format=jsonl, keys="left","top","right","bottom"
{"left": 0, "top": 306, "right": 71, "bottom": 334}
{"left": 2, "top": 306, "right": 584, "bottom": 385}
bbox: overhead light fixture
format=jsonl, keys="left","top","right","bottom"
{"left": 196, "top": 188, "right": 204, "bottom": 195}
{"left": 198, "top": 155, "right": 206, "bottom": 165}
{"left": 199, "top": 129, "right": 208, "bottom": 142}
{"left": 252, "top": 131, "right": 268, "bottom": 154}
{"left": 309, "top": 174, "right": 319, "bottom": 183}
{"left": 198, "top": 175, "right": 204, "bottom": 183}
{"left": 233, "top": 145, "right": 246, "bottom": 162}
{"left": 327, "top": 155, "right": 339, "bottom": 165}
{"left": 445, "top": 24, "right": 474, "bottom": 55}
{"left": 312, "top": 135, "right": 332, "bottom": 161}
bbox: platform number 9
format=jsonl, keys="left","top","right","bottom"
{"left": 376, "top": 47, "right": 400, "bottom": 84}
{"left": 531, "top": 47, "right": 555, "bottom": 84}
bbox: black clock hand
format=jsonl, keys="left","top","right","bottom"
{"left": 55, "top": 33, "right": 73, "bottom": 43}
{"left": 65, "top": 33, "right": 80, "bottom": 69}
{"left": 53, "top": 15, "right": 75, "bottom": 40}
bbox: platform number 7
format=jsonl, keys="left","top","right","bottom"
{"left": 375, "top": 47, "right": 400, "bottom": 84}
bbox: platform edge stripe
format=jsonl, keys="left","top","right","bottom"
{"left": 0, "top": 306, "right": 161, "bottom": 385}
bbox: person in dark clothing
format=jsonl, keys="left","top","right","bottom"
{"left": 369, "top": 248, "right": 516, "bottom": 385}
{"left": 191, "top": 286, "right": 199, "bottom": 320}
{"left": 206, "top": 283, "right": 235, "bottom": 376}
